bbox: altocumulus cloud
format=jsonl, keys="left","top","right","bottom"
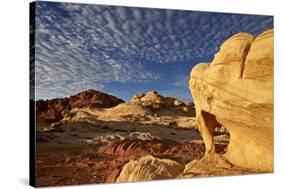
{"left": 34, "top": 2, "right": 273, "bottom": 100}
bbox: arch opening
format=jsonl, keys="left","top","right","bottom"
{"left": 201, "top": 111, "right": 230, "bottom": 154}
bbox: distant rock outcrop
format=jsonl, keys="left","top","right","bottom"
{"left": 131, "top": 91, "right": 195, "bottom": 116}
{"left": 36, "top": 89, "right": 125, "bottom": 122}
{"left": 188, "top": 29, "right": 273, "bottom": 172}
{"left": 45, "top": 91, "right": 197, "bottom": 131}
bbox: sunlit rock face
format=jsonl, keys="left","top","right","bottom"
{"left": 116, "top": 155, "right": 184, "bottom": 182}
{"left": 189, "top": 29, "right": 273, "bottom": 171}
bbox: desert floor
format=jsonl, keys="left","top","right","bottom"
{"left": 35, "top": 119, "right": 229, "bottom": 186}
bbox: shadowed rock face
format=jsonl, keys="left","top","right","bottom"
{"left": 36, "top": 89, "right": 125, "bottom": 122}
{"left": 189, "top": 29, "right": 273, "bottom": 171}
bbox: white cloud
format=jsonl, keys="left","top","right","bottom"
{"left": 34, "top": 2, "right": 273, "bottom": 99}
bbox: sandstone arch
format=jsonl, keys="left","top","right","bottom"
{"left": 188, "top": 29, "right": 273, "bottom": 172}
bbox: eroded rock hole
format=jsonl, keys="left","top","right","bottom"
{"left": 201, "top": 111, "right": 230, "bottom": 154}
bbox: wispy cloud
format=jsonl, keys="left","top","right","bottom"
{"left": 34, "top": 2, "right": 273, "bottom": 99}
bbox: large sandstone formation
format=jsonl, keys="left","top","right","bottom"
{"left": 188, "top": 29, "right": 273, "bottom": 172}
{"left": 36, "top": 89, "right": 125, "bottom": 122}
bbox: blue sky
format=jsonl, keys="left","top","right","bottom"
{"left": 34, "top": 2, "right": 273, "bottom": 101}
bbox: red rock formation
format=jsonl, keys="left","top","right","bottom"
{"left": 36, "top": 89, "right": 124, "bottom": 123}
{"left": 104, "top": 139, "right": 226, "bottom": 159}
{"left": 103, "top": 139, "right": 179, "bottom": 158}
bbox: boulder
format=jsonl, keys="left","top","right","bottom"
{"left": 116, "top": 155, "right": 184, "bottom": 182}
{"left": 188, "top": 29, "right": 273, "bottom": 171}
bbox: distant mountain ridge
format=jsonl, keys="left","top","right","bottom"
{"left": 36, "top": 89, "right": 125, "bottom": 122}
